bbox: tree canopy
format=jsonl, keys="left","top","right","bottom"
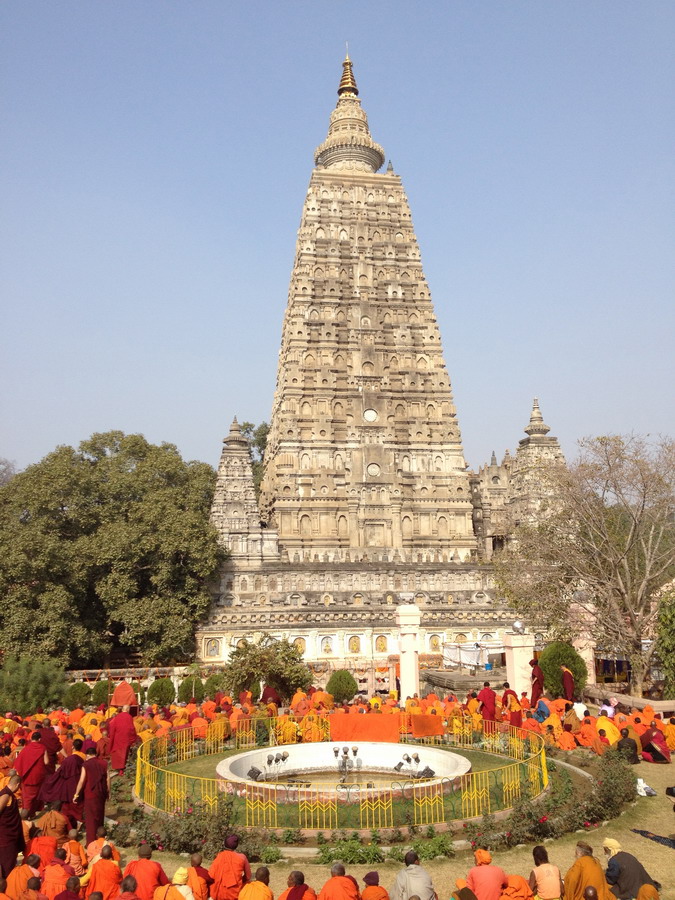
{"left": 0, "top": 654, "right": 67, "bottom": 716}
{"left": 326, "top": 669, "right": 358, "bottom": 704}
{"left": 0, "top": 431, "right": 224, "bottom": 667}
{"left": 223, "top": 636, "right": 312, "bottom": 701}
{"left": 495, "top": 435, "right": 675, "bottom": 694}
{"left": 537, "top": 641, "right": 588, "bottom": 699}
{"left": 240, "top": 422, "right": 268, "bottom": 497}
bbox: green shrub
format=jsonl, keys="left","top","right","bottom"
{"left": 177, "top": 677, "right": 205, "bottom": 704}
{"left": 64, "top": 681, "right": 92, "bottom": 709}
{"left": 583, "top": 749, "right": 636, "bottom": 820}
{"left": 387, "top": 846, "right": 404, "bottom": 862}
{"left": 260, "top": 846, "right": 282, "bottom": 864}
{"left": 317, "top": 840, "right": 384, "bottom": 865}
{"left": 281, "top": 828, "right": 305, "bottom": 845}
{"left": 538, "top": 641, "right": 588, "bottom": 699}
{"left": 147, "top": 678, "right": 176, "bottom": 706}
{"left": 204, "top": 672, "right": 228, "bottom": 697}
{"left": 0, "top": 655, "right": 67, "bottom": 716}
{"left": 92, "top": 679, "right": 115, "bottom": 707}
{"left": 410, "top": 834, "right": 454, "bottom": 860}
{"left": 326, "top": 669, "right": 358, "bottom": 704}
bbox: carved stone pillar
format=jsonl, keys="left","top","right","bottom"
{"left": 396, "top": 603, "right": 421, "bottom": 701}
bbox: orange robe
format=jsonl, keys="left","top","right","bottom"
{"left": 664, "top": 723, "right": 675, "bottom": 751}
{"left": 35, "top": 810, "right": 69, "bottom": 846}
{"left": 564, "top": 857, "right": 610, "bottom": 900}
{"left": 499, "top": 875, "right": 532, "bottom": 900}
{"left": 153, "top": 888, "right": 186, "bottom": 900}
{"left": 239, "top": 884, "right": 273, "bottom": 900}
{"left": 6, "top": 864, "right": 37, "bottom": 900}
{"left": 208, "top": 850, "right": 251, "bottom": 900}
{"left": 557, "top": 731, "right": 576, "bottom": 751}
{"left": 86, "top": 838, "right": 120, "bottom": 864}
{"left": 123, "top": 859, "right": 169, "bottom": 900}
{"left": 278, "top": 888, "right": 317, "bottom": 900}
{"left": 362, "top": 888, "right": 389, "bottom": 900}
{"left": 317, "top": 877, "right": 360, "bottom": 900}
{"left": 42, "top": 862, "right": 70, "bottom": 900}
{"left": 188, "top": 867, "right": 212, "bottom": 900}
{"left": 86, "top": 858, "right": 122, "bottom": 900}
{"left": 64, "top": 839, "right": 87, "bottom": 876}
{"left": 27, "top": 836, "right": 58, "bottom": 872}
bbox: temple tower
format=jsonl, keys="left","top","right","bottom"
{"left": 259, "top": 56, "right": 476, "bottom": 560}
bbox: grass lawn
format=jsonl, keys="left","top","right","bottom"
{"left": 128, "top": 758, "right": 674, "bottom": 900}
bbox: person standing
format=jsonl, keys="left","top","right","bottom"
{"left": 529, "top": 660, "right": 545, "bottom": 708}
{"left": 476, "top": 684, "right": 497, "bottom": 728}
{"left": 561, "top": 666, "right": 575, "bottom": 702}
{"left": 0, "top": 774, "right": 25, "bottom": 878}
{"left": 15, "top": 734, "right": 48, "bottom": 816}
{"left": 208, "top": 836, "right": 251, "bottom": 900}
{"left": 73, "top": 748, "right": 109, "bottom": 846}
{"left": 500, "top": 684, "right": 522, "bottom": 728}
{"left": 107, "top": 707, "right": 138, "bottom": 776}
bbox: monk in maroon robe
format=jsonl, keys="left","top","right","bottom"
{"left": 561, "top": 666, "right": 575, "bottom": 701}
{"left": 40, "top": 754, "right": 83, "bottom": 828}
{"left": 0, "top": 774, "right": 25, "bottom": 877}
{"left": 106, "top": 707, "right": 137, "bottom": 774}
{"left": 73, "top": 749, "right": 109, "bottom": 846}
{"left": 529, "top": 659, "right": 544, "bottom": 707}
{"left": 477, "top": 682, "right": 497, "bottom": 723}
{"left": 15, "top": 734, "right": 48, "bottom": 816}
{"left": 33, "top": 726, "right": 61, "bottom": 774}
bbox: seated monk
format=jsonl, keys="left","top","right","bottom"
{"left": 208, "top": 834, "right": 250, "bottom": 900}
{"left": 17, "top": 876, "right": 48, "bottom": 900}
{"left": 317, "top": 864, "right": 359, "bottom": 900}
{"left": 42, "top": 849, "right": 75, "bottom": 900}
{"left": 53, "top": 876, "right": 82, "bottom": 900}
{"left": 361, "top": 872, "right": 388, "bottom": 900}
{"left": 35, "top": 804, "right": 70, "bottom": 847}
{"left": 83, "top": 846, "right": 122, "bottom": 900}
{"left": 557, "top": 728, "right": 577, "bottom": 751}
{"left": 6, "top": 856, "right": 41, "bottom": 900}
{"left": 27, "top": 835, "right": 58, "bottom": 874}
{"left": 499, "top": 875, "right": 533, "bottom": 900}
{"left": 664, "top": 717, "right": 675, "bottom": 751}
{"left": 153, "top": 867, "right": 194, "bottom": 900}
{"left": 595, "top": 717, "right": 621, "bottom": 744}
{"left": 86, "top": 827, "right": 120, "bottom": 864}
{"left": 187, "top": 853, "right": 213, "bottom": 900}
{"left": 238, "top": 868, "right": 273, "bottom": 900}
{"left": 63, "top": 830, "right": 87, "bottom": 876}
{"left": 119, "top": 876, "right": 142, "bottom": 900}
{"left": 123, "top": 846, "right": 169, "bottom": 900}
{"left": 278, "top": 872, "right": 317, "bottom": 900}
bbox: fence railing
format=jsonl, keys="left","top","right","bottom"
{"left": 135, "top": 714, "right": 548, "bottom": 830}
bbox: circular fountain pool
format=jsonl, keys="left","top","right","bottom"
{"left": 216, "top": 741, "right": 471, "bottom": 797}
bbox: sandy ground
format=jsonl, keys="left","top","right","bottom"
{"left": 136, "top": 759, "right": 675, "bottom": 900}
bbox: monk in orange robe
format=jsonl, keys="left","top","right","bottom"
{"left": 557, "top": 730, "right": 577, "bottom": 751}
{"left": 521, "top": 714, "right": 542, "bottom": 735}
{"left": 317, "top": 865, "right": 359, "bottom": 900}
{"left": 187, "top": 854, "right": 213, "bottom": 900}
{"left": 86, "top": 828, "right": 120, "bottom": 864}
{"left": 209, "top": 836, "right": 251, "bottom": 900}
{"left": 16, "top": 875, "right": 47, "bottom": 900}
{"left": 63, "top": 830, "right": 87, "bottom": 876}
{"left": 6, "top": 856, "right": 41, "bottom": 900}
{"left": 123, "top": 847, "right": 168, "bottom": 900}
{"left": 499, "top": 875, "right": 533, "bottom": 900}
{"left": 42, "top": 849, "right": 73, "bottom": 900}
{"left": 26, "top": 836, "right": 58, "bottom": 873}
{"left": 35, "top": 806, "right": 70, "bottom": 847}
{"left": 238, "top": 868, "right": 272, "bottom": 900}
{"left": 664, "top": 717, "right": 675, "bottom": 751}
{"left": 361, "top": 872, "right": 387, "bottom": 900}
{"left": 277, "top": 872, "right": 317, "bottom": 900}
{"left": 84, "top": 846, "right": 121, "bottom": 900}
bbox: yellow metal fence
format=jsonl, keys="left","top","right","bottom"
{"left": 135, "top": 715, "right": 548, "bottom": 830}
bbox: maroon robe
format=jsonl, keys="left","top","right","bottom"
{"left": 40, "top": 754, "right": 84, "bottom": 826}
{"left": 82, "top": 757, "right": 108, "bottom": 845}
{"left": 36, "top": 728, "right": 61, "bottom": 774}
{"left": 477, "top": 687, "right": 497, "bottom": 722}
{"left": 15, "top": 742, "right": 47, "bottom": 815}
{"left": 107, "top": 712, "right": 137, "bottom": 772}
{"left": 562, "top": 668, "right": 575, "bottom": 701}
{"left": 530, "top": 663, "right": 544, "bottom": 707}
{"left": 0, "top": 785, "right": 25, "bottom": 877}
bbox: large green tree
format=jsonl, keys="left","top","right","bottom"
{"left": 223, "top": 636, "right": 311, "bottom": 701}
{"left": 496, "top": 435, "right": 675, "bottom": 695}
{"left": 0, "top": 431, "right": 224, "bottom": 667}
{"left": 240, "top": 422, "right": 269, "bottom": 498}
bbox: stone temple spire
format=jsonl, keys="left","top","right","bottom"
{"left": 524, "top": 397, "right": 551, "bottom": 437}
{"left": 314, "top": 55, "right": 385, "bottom": 173}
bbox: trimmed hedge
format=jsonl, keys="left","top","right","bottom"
{"left": 147, "top": 677, "right": 175, "bottom": 706}
{"left": 177, "top": 677, "right": 205, "bottom": 704}
{"left": 538, "top": 641, "right": 588, "bottom": 699}
{"left": 64, "top": 682, "right": 92, "bottom": 709}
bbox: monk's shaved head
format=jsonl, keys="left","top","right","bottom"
{"left": 288, "top": 872, "right": 305, "bottom": 887}
{"left": 121, "top": 877, "right": 138, "bottom": 893}
{"left": 8, "top": 774, "right": 21, "bottom": 791}
{"left": 68, "top": 829, "right": 79, "bottom": 839}
{"left": 27, "top": 879, "right": 42, "bottom": 890}
{"left": 101, "top": 846, "right": 113, "bottom": 860}
{"left": 90, "top": 893, "right": 104, "bottom": 900}
{"left": 404, "top": 850, "right": 419, "bottom": 866}
{"left": 331, "top": 864, "right": 345, "bottom": 877}
{"left": 67, "top": 877, "right": 81, "bottom": 892}
{"left": 96, "top": 826, "right": 107, "bottom": 838}
{"left": 26, "top": 855, "right": 41, "bottom": 868}
{"left": 55, "top": 848, "right": 67, "bottom": 861}
{"left": 584, "top": 890, "right": 598, "bottom": 900}
{"left": 138, "top": 844, "right": 152, "bottom": 858}
{"left": 191, "top": 854, "right": 202, "bottom": 867}
{"left": 255, "top": 868, "right": 270, "bottom": 885}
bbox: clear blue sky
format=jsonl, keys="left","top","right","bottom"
{"left": 2, "top": 2, "right": 674, "bottom": 471}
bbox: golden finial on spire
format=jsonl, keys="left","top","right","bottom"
{"left": 338, "top": 52, "right": 358, "bottom": 97}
